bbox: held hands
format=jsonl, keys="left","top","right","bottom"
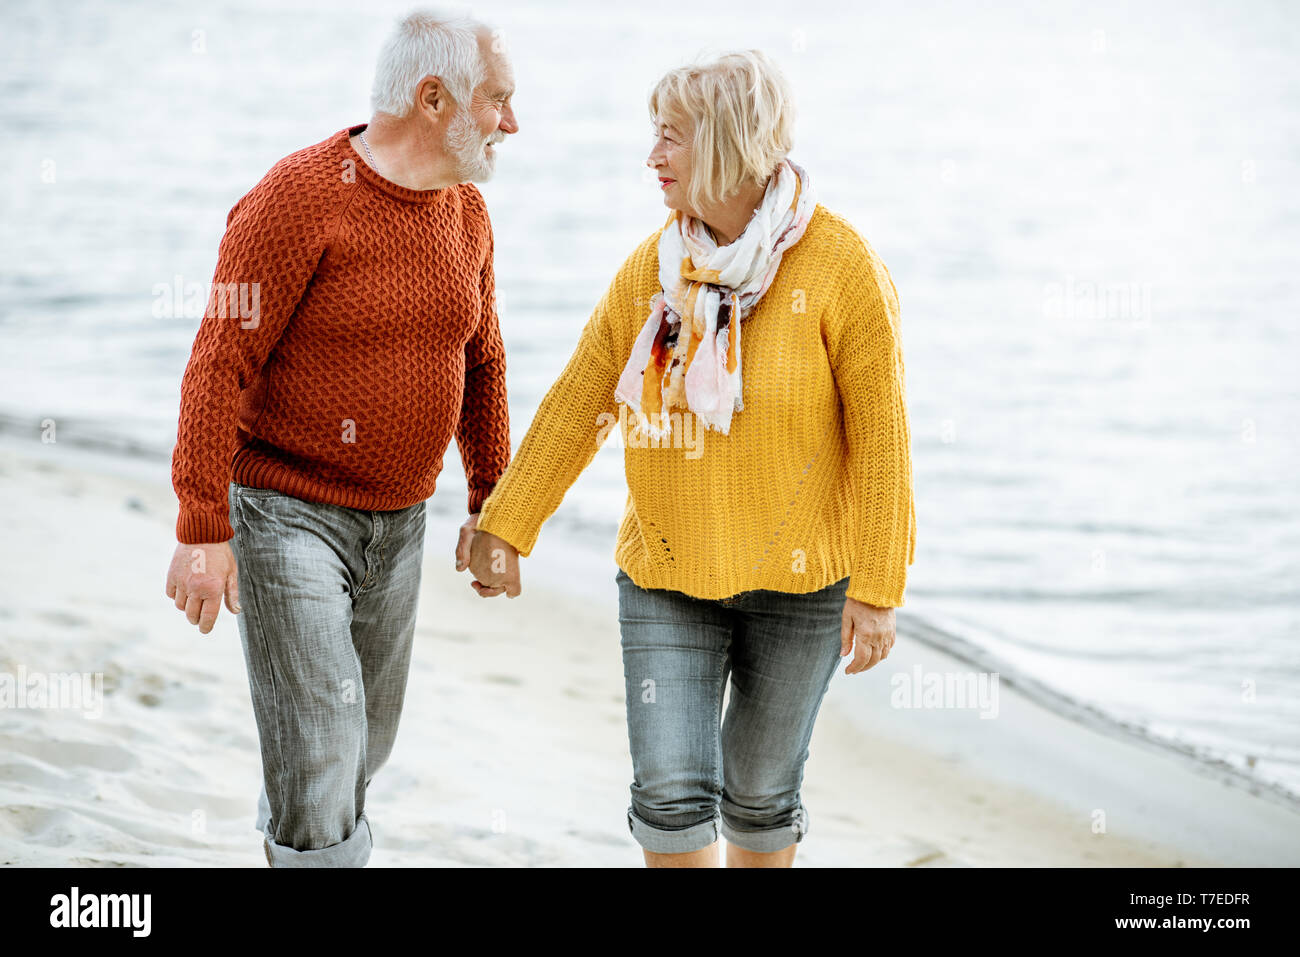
{"left": 840, "top": 597, "right": 895, "bottom": 675}
{"left": 455, "top": 512, "right": 521, "bottom": 597}
{"left": 165, "top": 541, "right": 240, "bottom": 635}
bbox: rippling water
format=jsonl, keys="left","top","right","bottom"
{"left": 2, "top": 0, "right": 1297, "bottom": 801}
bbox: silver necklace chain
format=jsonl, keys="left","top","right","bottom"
{"left": 358, "top": 130, "right": 382, "bottom": 176}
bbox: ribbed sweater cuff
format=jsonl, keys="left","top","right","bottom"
{"left": 845, "top": 580, "right": 904, "bottom": 609}
{"left": 474, "top": 503, "right": 535, "bottom": 557}
{"left": 176, "top": 508, "right": 234, "bottom": 545}
{"left": 467, "top": 486, "right": 492, "bottom": 516}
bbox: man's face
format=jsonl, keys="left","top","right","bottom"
{"left": 447, "top": 36, "right": 517, "bottom": 183}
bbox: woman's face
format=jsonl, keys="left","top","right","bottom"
{"left": 647, "top": 117, "right": 695, "bottom": 216}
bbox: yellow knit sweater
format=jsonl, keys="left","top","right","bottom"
{"left": 476, "top": 203, "right": 916, "bottom": 607}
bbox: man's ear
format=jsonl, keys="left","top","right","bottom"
{"left": 414, "top": 74, "right": 449, "bottom": 122}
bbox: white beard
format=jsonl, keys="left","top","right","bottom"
{"left": 446, "top": 108, "right": 500, "bottom": 183}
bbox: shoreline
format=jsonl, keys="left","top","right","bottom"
{"left": 7, "top": 417, "right": 1295, "bottom": 814}
{"left": 1, "top": 431, "right": 1297, "bottom": 866}
{"left": 9, "top": 414, "right": 1295, "bottom": 815}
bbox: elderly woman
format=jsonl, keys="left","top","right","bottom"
{"left": 465, "top": 49, "right": 916, "bottom": 868}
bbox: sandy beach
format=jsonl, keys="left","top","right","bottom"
{"left": 1, "top": 432, "right": 1297, "bottom": 867}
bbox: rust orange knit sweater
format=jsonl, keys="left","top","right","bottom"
{"left": 171, "top": 125, "right": 510, "bottom": 544}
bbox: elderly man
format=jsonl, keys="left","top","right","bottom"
{"left": 164, "top": 11, "right": 519, "bottom": 867}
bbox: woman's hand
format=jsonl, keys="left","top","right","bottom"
{"left": 840, "top": 597, "right": 895, "bottom": 675}
{"left": 465, "top": 528, "right": 522, "bottom": 598}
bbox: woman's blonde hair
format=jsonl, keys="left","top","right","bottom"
{"left": 648, "top": 49, "right": 795, "bottom": 214}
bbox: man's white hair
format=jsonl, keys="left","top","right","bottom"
{"left": 370, "top": 10, "right": 489, "bottom": 117}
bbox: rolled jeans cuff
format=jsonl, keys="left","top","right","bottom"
{"left": 720, "top": 804, "right": 810, "bottom": 853}
{"left": 262, "top": 814, "right": 373, "bottom": 868}
{"left": 626, "top": 807, "right": 720, "bottom": 854}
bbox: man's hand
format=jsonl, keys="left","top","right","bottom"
{"left": 455, "top": 512, "right": 480, "bottom": 572}
{"left": 466, "top": 528, "right": 521, "bottom": 598}
{"left": 165, "top": 541, "right": 240, "bottom": 635}
{"left": 840, "top": 597, "right": 895, "bottom": 675}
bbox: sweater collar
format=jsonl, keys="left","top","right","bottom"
{"left": 338, "top": 124, "right": 456, "bottom": 205}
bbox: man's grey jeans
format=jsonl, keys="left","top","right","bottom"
{"left": 227, "top": 481, "right": 427, "bottom": 867}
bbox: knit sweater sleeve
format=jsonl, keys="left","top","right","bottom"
{"left": 455, "top": 201, "right": 512, "bottom": 514}
{"left": 170, "top": 165, "right": 331, "bottom": 544}
{"left": 473, "top": 243, "right": 648, "bottom": 556}
{"left": 824, "top": 234, "right": 916, "bottom": 607}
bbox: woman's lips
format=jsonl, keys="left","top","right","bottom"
{"left": 659, "top": 177, "right": 676, "bottom": 190}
